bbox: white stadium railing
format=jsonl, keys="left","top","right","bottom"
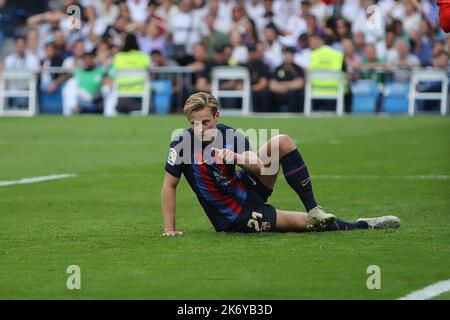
{"left": 211, "top": 66, "right": 251, "bottom": 116}
{"left": 304, "top": 70, "right": 346, "bottom": 117}
{"left": 408, "top": 69, "right": 449, "bottom": 116}
{"left": 0, "top": 69, "right": 38, "bottom": 116}
{"left": 0, "top": 66, "right": 449, "bottom": 117}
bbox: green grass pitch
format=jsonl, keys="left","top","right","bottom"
{"left": 0, "top": 115, "right": 449, "bottom": 299}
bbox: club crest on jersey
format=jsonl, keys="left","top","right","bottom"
{"left": 167, "top": 148, "right": 177, "bottom": 166}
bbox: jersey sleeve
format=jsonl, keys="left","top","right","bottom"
{"left": 164, "top": 137, "right": 184, "bottom": 178}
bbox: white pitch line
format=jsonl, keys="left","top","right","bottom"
{"left": 398, "top": 279, "right": 450, "bottom": 300}
{"left": 0, "top": 174, "right": 77, "bottom": 187}
{"left": 312, "top": 175, "right": 450, "bottom": 180}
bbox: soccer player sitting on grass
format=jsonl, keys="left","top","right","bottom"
{"left": 161, "top": 92, "right": 401, "bottom": 235}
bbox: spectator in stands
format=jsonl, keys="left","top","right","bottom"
{"left": 146, "top": 0, "right": 167, "bottom": 37}
{"left": 333, "top": 18, "right": 351, "bottom": 48}
{"left": 5, "top": 36, "right": 40, "bottom": 71}
{"left": 388, "top": 39, "right": 420, "bottom": 82}
{"left": 40, "top": 42, "right": 65, "bottom": 94}
{"left": 409, "top": 30, "right": 433, "bottom": 67}
{"left": 150, "top": 48, "right": 178, "bottom": 68}
{"left": 310, "top": 0, "right": 328, "bottom": 26}
{"left": 26, "top": 29, "right": 43, "bottom": 60}
{"left": 278, "top": 1, "right": 308, "bottom": 47}
{"left": 214, "top": 0, "right": 235, "bottom": 34}
{"left": 137, "top": 22, "right": 166, "bottom": 55}
{"left": 27, "top": 10, "right": 65, "bottom": 52}
{"left": 245, "top": 43, "right": 271, "bottom": 113}
{"left": 391, "top": 19, "right": 409, "bottom": 43}
{"left": 229, "top": 30, "right": 249, "bottom": 65}
{"left": 118, "top": 1, "right": 131, "bottom": 21}
{"left": 245, "top": 0, "right": 265, "bottom": 35}
{"left": 362, "top": 44, "right": 387, "bottom": 70}
{"left": 204, "top": 14, "right": 229, "bottom": 58}
{"left": 62, "top": 40, "right": 85, "bottom": 73}
{"left": 388, "top": 39, "right": 421, "bottom": 70}
{"left": 193, "top": 0, "right": 209, "bottom": 19}
{"left": 4, "top": 35, "right": 40, "bottom": 109}
{"left": 195, "top": 43, "right": 230, "bottom": 93}
{"left": 360, "top": 43, "right": 387, "bottom": 83}
{"left": 126, "top": 0, "right": 149, "bottom": 23}
{"left": 95, "top": 40, "right": 113, "bottom": 69}
{"left": 341, "top": 38, "right": 361, "bottom": 80}
{"left": 305, "top": 14, "right": 324, "bottom": 38}
{"left": 259, "top": 0, "right": 275, "bottom": 37}
{"left": 230, "top": 3, "right": 249, "bottom": 36}
{"left": 97, "top": 0, "right": 120, "bottom": 27}
{"left": 385, "top": 30, "right": 397, "bottom": 63}
{"left": 102, "top": 15, "right": 129, "bottom": 48}
{"left": 62, "top": 49, "right": 105, "bottom": 116}
{"left": 53, "top": 29, "right": 71, "bottom": 60}
{"left": 402, "top": 0, "right": 422, "bottom": 33}
{"left": 103, "top": 33, "right": 150, "bottom": 116}
{"left": 308, "top": 35, "right": 347, "bottom": 112}
{"left": 187, "top": 42, "right": 208, "bottom": 74}
{"left": 432, "top": 41, "right": 445, "bottom": 58}
{"left": 168, "top": 0, "right": 207, "bottom": 65}
{"left": 445, "top": 35, "right": 450, "bottom": 56}
{"left": 353, "top": 31, "right": 366, "bottom": 59}
{"left": 269, "top": 46, "right": 305, "bottom": 113}
{"left": 273, "top": 0, "right": 299, "bottom": 32}
{"left": 293, "top": 33, "right": 312, "bottom": 69}
{"left": 83, "top": 5, "right": 110, "bottom": 53}
{"left": 156, "top": 0, "right": 179, "bottom": 22}
{"left": 242, "top": 18, "right": 259, "bottom": 47}
{"left": 263, "top": 22, "right": 283, "bottom": 71}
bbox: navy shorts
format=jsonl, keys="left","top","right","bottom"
{"left": 227, "top": 172, "right": 277, "bottom": 233}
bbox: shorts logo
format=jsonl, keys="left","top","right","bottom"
{"left": 167, "top": 148, "right": 177, "bottom": 166}
{"left": 261, "top": 221, "right": 271, "bottom": 232}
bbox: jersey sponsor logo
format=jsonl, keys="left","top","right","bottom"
{"left": 167, "top": 148, "right": 177, "bottom": 166}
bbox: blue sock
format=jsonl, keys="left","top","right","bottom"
{"left": 324, "top": 218, "right": 369, "bottom": 231}
{"left": 280, "top": 149, "right": 317, "bottom": 212}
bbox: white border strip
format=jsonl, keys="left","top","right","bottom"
{"left": 0, "top": 174, "right": 77, "bottom": 187}
{"left": 313, "top": 175, "right": 450, "bottom": 180}
{"left": 398, "top": 279, "right": 450, "bottom": 300}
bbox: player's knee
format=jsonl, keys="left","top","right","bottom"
{"left": 277, "top": 134, "right": 297, "bottom": 156}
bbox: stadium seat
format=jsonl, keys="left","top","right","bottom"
{"left": 152, "top": 80, "right": 172, "bottom": 115}
{"left": 351, "top": 80, "right": 379, "bottom": 114}
{"left": 211, "top": 66, "right": 251, "bottom": 116}
{"left": 0, "top": 69, "right": 38, "bottom": 116}
{"left": 304, "top": 70, "right": 346, "bottom": 116}
{"left": 408, "top": 69, "right": 449, "bottom": 116}
{"left": 381, "top": 82, "right": 410, "bottom": 114}
{"left": 39, "top": 87, "right": 63, "bottom": 114}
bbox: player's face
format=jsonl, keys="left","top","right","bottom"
{"left": 188, "top": 108, "right": 219, "bottom": 143}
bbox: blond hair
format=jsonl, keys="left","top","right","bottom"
{"left": 183, "top": 92, "right": 218, "bottom": 119}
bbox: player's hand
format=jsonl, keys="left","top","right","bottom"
{"left": 162, "top": 231, "right": 184, "bottom": 237}
{"left": 212, "top": 148, "right": 236, "bottom": 164}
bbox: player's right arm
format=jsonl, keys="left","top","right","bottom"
{"left": 161, "top": 172, "right": 183, "bottom": 236}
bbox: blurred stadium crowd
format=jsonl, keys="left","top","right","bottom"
{"left": 0, "top": 0, "right": 449, "bottom": 115}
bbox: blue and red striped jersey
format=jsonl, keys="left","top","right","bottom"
{"left": 165, "top": 124, "right": 252, "bottom": 231}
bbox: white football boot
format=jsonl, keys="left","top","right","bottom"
{"left": 307, "top": 206, "right": 337, "bottom": 230}
{"left": 356, "top": 215, "right": 401, "bottom": 229}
